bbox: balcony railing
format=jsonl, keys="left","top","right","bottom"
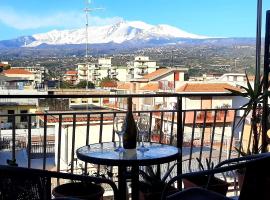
{"left": 0, "top": 93, "right": 256, "bottom": 197}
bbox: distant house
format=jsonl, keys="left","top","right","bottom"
{"left": 63, "top": 70, "right": 78, "bottom": 85}
{"left": 176, "top": 82, "right": 244, "bottom": 147}
{"left": 4, "top": 69, "right": 35, "bottom": 89}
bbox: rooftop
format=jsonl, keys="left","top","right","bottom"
{"left": 4, "top": 69, "right": 33, "bottom": 75}
{"left": 177, "top": 83, "right": 240, "bottom": 93}
{"left": 139, "top": 82, "right": 159, "bottom": 91}
{"left": 117, "top": 82, "right": 132, "bottom": 90}
{"left": 65, "top": 70, "right": 78, "bottom": 75}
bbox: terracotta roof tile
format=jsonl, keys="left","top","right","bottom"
{"left": 4, "top": 69, "right": 32, "bottom": 75}
{"left": 117, "top": 82, "right": 132, "bottom": 90}
{"left": 177, "top": 83, "right": 240, "bottom": 93}
{"left": 0, "top": 64, "right": 8, "bottom": 67}
{"left": 142, "top": 68, "right": 170, "bottom": 79}
{"left": 65, "top": 70, "right": 77, "bottom": 75}
{"left": 139, "top": 83, "right": 159, "bottom": 91}
{"left": 100, "top": 81, "right": 117, "bottom": 88}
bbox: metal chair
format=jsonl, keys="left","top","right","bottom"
{"left": 161, "top": 153, "right": 270, "bottom": 200}
{"left": 0, "top": 165, "right": 118, "bottom": 200}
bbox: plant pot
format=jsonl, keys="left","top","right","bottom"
{"left": 138, "top": 182, "right": 177, "bottom": 200}
{"left": 183, "top": 175, "right": 229, "bottom": 195}
{"left": 52, "top": 182, "right": 104, "bottom": 200}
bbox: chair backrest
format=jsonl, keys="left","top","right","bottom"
{"left": 0, "top": 165, "right": 51, "bottom": 200}
{"left": 239, "top": 155, "right": 270, "bottom": 200}
{"left": 0, "top": 165, "right": 119, "bottom": 200}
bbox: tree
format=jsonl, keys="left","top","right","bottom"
{"left": 60, "top": 81, "right": 73, "bottom": 89}
{"left": 76, "top": 80, "right": 95, "bottom": 89}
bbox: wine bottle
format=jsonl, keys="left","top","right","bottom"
{"left": 123, "top": 97, "right": 137, "bottom": 149}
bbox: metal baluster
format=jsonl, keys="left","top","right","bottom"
{"left": 198, "top": 110, "right": 207, "bottom": 168}
{"left": 160, "top": 111, "right": 164, "bottom": 143}
{"left": 237, "top": 115, "right": 246, "bottom": 158}
{"left": 12, "top": 115, "right": 16, "bottom": 162}
{"left": 218, "top": 110, "right": 228, "bottom": 163}
{"left": 57, "top": 114, "right": 62, "bottom": 174}
{"left": 176, "top": 96, "right": 183, "bottom": 190}
{"left": 43, "top": 114, "right": 47, "bottom": 170}
{"left": 170, "top": 111, "right": 175, "bottom": 145}
{"left": 188, "top": 110, "right": 197, "bottom": 171}
{"left": 99, "top": 113, "right": 103, "bottom": 143}
{"left": 27, "top": 115, "right": 32, "bottom": 168}
{"left": 209, "top": 110, "right": 217, "bottom": 164}
{"left": 112, "top": 112, "right": 116, "bottom": 142}
{"left": 228, "top": 110, "right": 237, "bottom": 159}
{"left": 85, "top": 113, "right": 90, "bottom": 174}
{"left": 86, "top": 113, "right": 90, "bottom": 145}
{"left": 148, "top": 112, "right": 153, "bottom": 142}
{"left": 70, "top": 114, "right": 76, "bottom": 174}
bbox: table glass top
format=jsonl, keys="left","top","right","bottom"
{"left": 76, "top": 142, "right": 180, "bottom": 165}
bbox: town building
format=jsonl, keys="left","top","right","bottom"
{"left": 63, "top": 70, "right": 78, "bottom": 85}
{"left": 3, "top": 68, "right": 35, "bottom": 89}
{"left": 77, "top": 58, "right": 127, "bottom": 85}
{"left": 10, "top": 65, "right": 47, "bottom": 88}
{"left": 127, "top": 56, "right": 159, "bottom": 79}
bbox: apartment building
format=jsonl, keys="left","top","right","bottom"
{"left": 11, "top": 65, "right": 47, "bottom": 88}
{"left": 63, "top": 70, "right": 78, "bottom": 85}
{"left": 0, "top": 88, "right": 47, "bottom": 129}
{"left": 3, "top": 68, "right": 35, "bottom": 89}
{"left": 77, "top": 58, "right": 127, "bottom": 84}
{"left": 127, "top": 56, "right": 159, "bottom": 79}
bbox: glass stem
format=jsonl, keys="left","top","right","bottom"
{"left": 141, "top": 134, "right": 145, "bottom": 147}
{"left": 119, "top": 134, "right": 123, "bottom": 148}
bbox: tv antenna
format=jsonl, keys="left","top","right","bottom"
{"left": 84, "top": 0, "right": 103, "bottom": 58}
{"left": 84, "top": 0, "right": 104, "bottom": 89}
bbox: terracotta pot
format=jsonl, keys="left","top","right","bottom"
{"left": 52, "top": 182, "right": 104, "bottom": 200}
{"left": 183, "top": 175, "right": 229, "bottom": 195}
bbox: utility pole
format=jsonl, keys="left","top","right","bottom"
{"left": 84, "top": 0, "right": 103, "bottom": 89}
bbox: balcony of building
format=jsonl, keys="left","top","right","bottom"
{"left": 0, "top": 91, "right": 268, "bottom": 200}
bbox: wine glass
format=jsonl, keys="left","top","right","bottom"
{"left": 137, "top": 114, "right": 150, "bottom": 152}
{"left": 113, "top": 116, "right": 126, "bottom": 152}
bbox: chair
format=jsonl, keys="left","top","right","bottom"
{"left": 161, "top": 153, "right": 270, "bottom": 200}
{"left": 0, "top": 165, "right": 118, "bottom": 200}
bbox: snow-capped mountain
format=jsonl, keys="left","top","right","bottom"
{"left": 25, "top": 20, "right": 210, "bottom": 47}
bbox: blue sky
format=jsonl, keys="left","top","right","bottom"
{"left": 0, "top": 0, "right": 270, "bottom": 40}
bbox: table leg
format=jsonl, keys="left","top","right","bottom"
{"left": 118, "top": 165, "right": 127, "bottom": 200}
{"left": 131, "top": 165, "right": 139, "bottom": 200}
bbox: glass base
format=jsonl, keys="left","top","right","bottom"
{"left": 114, "top": 146, "right": 125, "bottom": 153}
{"left": 137, "top": 146, "right": 149, "bottom": 152}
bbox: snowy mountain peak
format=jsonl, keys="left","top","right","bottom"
{"left": 25, "top": 20, "right": 210, "bottom": 47}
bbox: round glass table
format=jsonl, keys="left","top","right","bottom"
{"left": 76, "top": 142, "right": 181, "bottom": 200}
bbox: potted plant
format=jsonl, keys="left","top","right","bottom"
{"left": 227, "top": 73, "right": 266, "bottom": 155}
{"left": 138, "top": 164, "right": 178, "bottom": 200}
{"left": 226, "top": 73, "right": 266, "bottom": 188}
{"left": 182, "top": 158, "right": 229, "bottom": 195}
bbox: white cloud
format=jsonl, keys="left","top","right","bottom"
{"left": 0, "top": 6, "right": 123, "bottom": 30}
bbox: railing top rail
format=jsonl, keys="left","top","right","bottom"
{"left": 0, "top": 92, "right": 239, "bottom": 99}
{"left": 0, "top": 107, "right": 243, "bottom": 117}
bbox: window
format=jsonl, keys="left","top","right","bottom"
{"left": 7, "top": 110, "right": 14, "bottom": 122}
{"left": 81, "top": 98, "right": 88, "bottom": 103}
{"left": 20, "top": 110, "right": 28, "bottom": 122}
{"left": 92, "top": 98, "right": 99, "bottom": 103}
